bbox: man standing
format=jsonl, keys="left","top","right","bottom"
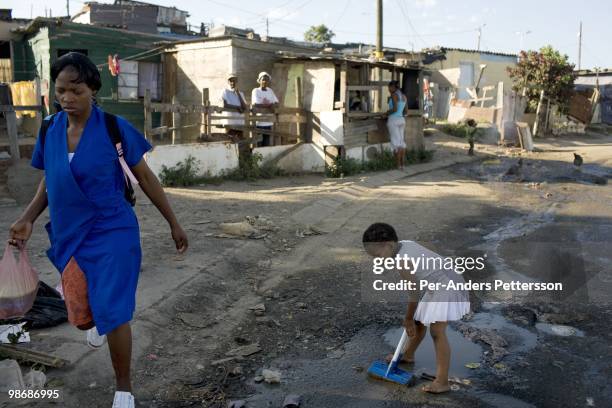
{"left": 251, "top": 72, "right": 279, "bottom": 147}
{"left": 220, "top": 73, "right": 247, "bottom": 141}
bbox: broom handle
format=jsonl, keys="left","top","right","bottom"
{"left": 386, "top": 330, "right": 409, "bottom": 376}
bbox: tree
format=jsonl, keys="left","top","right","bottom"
{"left": 304, "top": 24, "right": 335, "bottom": 43}
{"left": 507, "top": 46, "right": 575, "bottom": 113}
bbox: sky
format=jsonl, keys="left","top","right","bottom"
{"left": 5, "top": 0, "right": 611, "bottom": 70}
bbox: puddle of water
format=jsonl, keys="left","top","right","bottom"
{"left": 469, "top": 391, "right": 537, "bottom": 408}
{"left": 383, "top": 326, "right": 482, "bottom": 378}
{"left": 535, "top": 323, "right": 585, "bottom": 337}
{"left": 469, "top": 312, "right": 538, "bottom": 354}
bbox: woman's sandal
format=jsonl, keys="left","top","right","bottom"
{"left": 421, "top": 382, "right": 451, "bottom": 394}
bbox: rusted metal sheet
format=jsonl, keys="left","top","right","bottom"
{"left": 568, "top": 88, "right": 595, "bottom": 124}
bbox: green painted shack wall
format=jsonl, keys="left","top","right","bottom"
{"left": 15, "top": 21, "right": 168, "bottom": 131}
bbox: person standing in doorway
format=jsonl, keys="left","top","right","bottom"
{"left": 386, "top": 80, "right": 407, "bottom": 169}
{"left": 251, "top": 72, "right": 279, "bottom": 147}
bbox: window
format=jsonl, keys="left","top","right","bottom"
{"left": 117, "top": 60, "right": 162, "bottom": 101}
{"left": 138, "top": 61, "right": 161, "bottom": 100}
{"left": 118, "top": 60, "right": 139, "bottom": 100}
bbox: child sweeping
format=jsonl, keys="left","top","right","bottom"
{"left": 363, "top": 223, "right": 470, "bottom": 394}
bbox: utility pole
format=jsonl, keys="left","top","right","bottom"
{"left": 66, "top": 0, "right": 70, "bottom": 17}
{"left": 375, "top": 0, "right": 383, "bottom": 60}
{"left": 516, "top": 30, "right": 531, "bottom": 51}
{"left": 578, "top": 21, "right": 582, "bottom": 71}
{"left": 266, "top": 18, "right": 269, "bottom": 37}
{"left": 477, "top": 24, "right": 486, "bottom": 51}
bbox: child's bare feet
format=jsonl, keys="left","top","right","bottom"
{"left": 421, "top": 381, "right": 450, "bottom": 394}
{"left": 385, "top": 354, "right": 414, "bottom": 364}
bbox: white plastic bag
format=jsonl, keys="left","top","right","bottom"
{"left": 0, "top": 244, "right": 39, "bottom": 319}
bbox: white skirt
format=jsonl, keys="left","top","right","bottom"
{"left": 414, "top": 299, "right": 471, "bottom": 326}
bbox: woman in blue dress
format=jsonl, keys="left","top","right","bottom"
{"left": 8, "top": 52, "right": 188, "bottom": 408}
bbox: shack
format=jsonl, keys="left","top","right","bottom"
{"left": 158, "top": 33, "right": 321, "bottom": 143}
{"left": 271, "top": 54, "right": 425, "bottom": 163}
{"left": 10, "top": 18, "right": 177, "bottom": 128}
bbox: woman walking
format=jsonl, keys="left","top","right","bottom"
{"left": 8, "top": 52, "right": 188, "bottom": 407}
{"left": 386, "top": 80, "right": 408, "bottom": 169}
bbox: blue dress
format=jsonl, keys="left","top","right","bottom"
{"left": 31, "top": 105, "right": 152, "bottom": 335}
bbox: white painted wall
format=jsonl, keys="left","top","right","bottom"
{"left": 254, "top": 143, "right": 325, "bottom": 173}
{"left": 318, "top": 111, "right": 344, "bottom": 146}
{"left": 346, "top": 143, "right": 393, "bottom": 162}
{"left": 147, "top": 142, "right": 239, "bottom": 178}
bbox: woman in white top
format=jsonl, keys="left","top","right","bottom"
{"left": 251, "top": 72, "right": 279, "bottom": 147}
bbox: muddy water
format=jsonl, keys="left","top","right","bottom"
{"left": 383, "top": 326, "right": 483, "bottom": 378}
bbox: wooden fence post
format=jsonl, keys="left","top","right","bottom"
{"left": 144, "top": 89, "right": 152, "bottom": 141}
{"left": 172, "top": 95, "right": 180, "bottom": 144}
{"left": 533, "top": 89, "right": 545, "bottom": 137}
{"left": 245, "top": 108, "right": 253, "bottom": 149}
{"left": 201, "top": 88, "right": 209, "bottom": 137}
{"left": 6, "top": 108, "right": 20, "bottom": 162}
{"left": 295, "top": 77, "right": 302, "bottom": 143}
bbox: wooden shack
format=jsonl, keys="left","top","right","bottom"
{"left": 271, "top": 54, "right": 425, "bottom": 163}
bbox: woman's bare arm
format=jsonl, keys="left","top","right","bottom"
{"left": 18, "top": 177, "right": 48, "bottom": 223}
{"left": 130, "top": 159, "right": 188, "bottom": 253}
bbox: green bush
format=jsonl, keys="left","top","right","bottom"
{"left": 325, "top": 148, "right": 435, "bottom": 178}
{"left": 363, "top": 149, "right": 397, "bottom": 172}
{"left": 406, "top": 149, "right": 434, "bottom": 164}
{"left": 159, "top": 153, "right": 284, "bottom": 186}
{"left": 159, "top": 155, "right": 202, "bottom": 187}
{"left": 325, "top": 155, "right": 363, "bottom": 178}
{"left": 440, "top": 123, "right": 472, "bottom": 138}
{"left": 223, "top": 153, "right": 284, "bottom": 181}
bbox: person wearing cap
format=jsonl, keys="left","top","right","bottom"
{"left": 220, "top": 73, "right": 247, "bottom": 141}
{"left": 251, "top": 72, "right": 279, "bottom": 147}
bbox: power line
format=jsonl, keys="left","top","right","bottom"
{"left": 332, "top": 0, "right": 351, "bottom": 31}
{"left": 395, "top": 0, "right": 427, "bottom": 47}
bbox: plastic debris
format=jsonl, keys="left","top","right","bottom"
{"left": 0, "top": 323, "right": 30, "bottom": 344}
{"left": 0, "top": 359, "right": 24, "bottom": 391}
{"left": 23, "top": 369, "right": 46, "bottom": 389}
{"left": 261, "top": 368, "right": 281, "bottom": 384}
{"left": 283, "top": 394, "right": 301, "bottom": 407}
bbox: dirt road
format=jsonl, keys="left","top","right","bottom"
{"left": 1, "top": 131, "right": 611, "bottom": 407}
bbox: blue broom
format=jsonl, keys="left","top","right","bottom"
{"left": 367, "top": 329, "right": 415, "bottom": 385}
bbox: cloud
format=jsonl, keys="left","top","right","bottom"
{"left": 415, "top": 0, "right": 438, "bottom": 8}
{"left": 469, "top": 15, "right": 479, "bottom": 23}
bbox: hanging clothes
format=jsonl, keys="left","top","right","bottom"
{"left": 9, "top": 81, "right": 37, "bottom": 118}
{"left": 31, "top": 105, "right": 152, "bottom": 335}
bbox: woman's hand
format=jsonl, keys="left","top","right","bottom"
{"left": 403, "top": 317, "right": 417, "bottom": 337}
{"left": 171, "top": 224, "right": 188, "bottom": 254}
{"left": 8, "top": 219, "right": 33, "bottom": 249}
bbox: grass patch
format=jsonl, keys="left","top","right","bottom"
{"left": 158, "top": 153, "right": 284, "bottom": 187}
{"left": 326, "top": 148, "right": 435, "bottom": 178}
{"left": 405, "top": 148, "right": 434, "bottom": 164}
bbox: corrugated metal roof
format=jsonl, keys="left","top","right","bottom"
{"left": 440, "top": 47, "right": 518, "bottom": 58}
{"left": 575, "top": 76, "right": 612, "bottom": 86}
{"left": 278, "top": 53, "right": 422, "bottom": 70}
{"left": 13, "top": 18, "right": 180, "bottom": 40}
